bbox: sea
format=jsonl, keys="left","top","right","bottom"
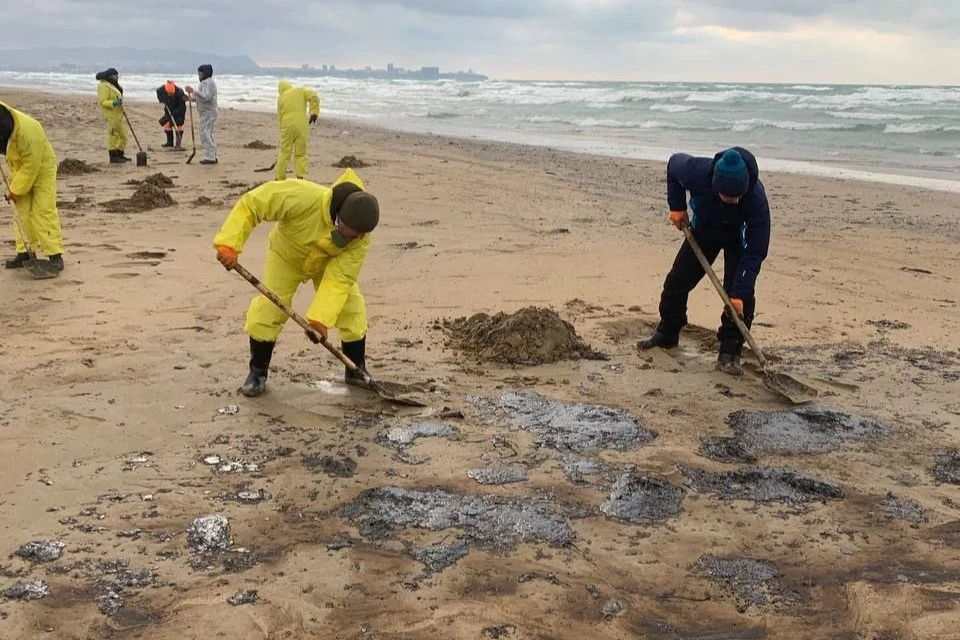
{"left": 3, "top": 70, "right": 960, "bottom": 192}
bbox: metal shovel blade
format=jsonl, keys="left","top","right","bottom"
{"left": 23, "top": 257, "right": 60, "bottom": 279}
{"left": 757, "top": 368, "right": 819, "bottom": 405}
{"left": 136, "top": 151, "right": 148, "bottom": 167}
{"left": 367, "top": 378, "right": 429, "bottom": 407}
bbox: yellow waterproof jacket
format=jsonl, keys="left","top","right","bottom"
{"left": 213, "top": 169, "right": 371, "bottom": 327}
{"left": 277, "top": 80, "right": 320, "bottom": 129}
{"left": 1, "top": 101, "right": 57, "bottom": 196}
{"left": 97, "top": 81, "right": 123, "bottom": 120}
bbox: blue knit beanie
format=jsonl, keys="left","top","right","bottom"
{"left": 712, "top": 149, "right": 750, "bottom": 198}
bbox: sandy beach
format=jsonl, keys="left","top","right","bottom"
{"left": 1, "top": 86, "right": 959, "bottom": 639}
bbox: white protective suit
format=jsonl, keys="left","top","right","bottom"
{"left": 192, "top": 73, "right": 218, "bottom": 162}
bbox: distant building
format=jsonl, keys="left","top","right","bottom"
{"left": 420, "top": 66, "right": 440, "bottom": 80}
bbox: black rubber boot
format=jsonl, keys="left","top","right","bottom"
{"left": 161, "top": 130, "right": 174, "bottom": 147}
{"left": 174, "top": 131, "right": 184, "bottom": 149}
{"left": 716, "top": 352, "right": 743, "bottom": 376}
{"left": 637, "top": 331, "right": 679, "bottom": 351}
{"left": 118, "top": 150, "right": 131, "bottom": 163}
{"left": 341, "top": 337, "right": 370, "bottom": 388}
{"left": 47, "top": 254, "right": 64, "bottom": 272}
{"left": 109, "top": 149, "right": 124, "bottom": 164}
{"left": 241, "top": 338, "right": 275, "bottom": 397}
{"left": 5, "top": 252, "right": 29, "bottom": 269}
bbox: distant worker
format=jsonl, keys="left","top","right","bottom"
{"left": 275, "top": 80, "right": 320, "bottom": 180}
{"left": 212, "top": 169, "right": 380, "bottom": 397}
{"left": 185, "top": 64, "right": 218, "bottom": 164}
{"left": 95, "top": 67, "right": 130, "bottom": 163}
{"left": 0, "top": 101, "right": 65, "bottom": 272}
{"left": 156, "top": 80, "right": 187, "bottom": 149}
{"left": 638, "top": 147, "right": 771, "bottom": 376}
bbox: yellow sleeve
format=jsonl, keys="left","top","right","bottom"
{"left": 8, "top": 129, "right": 42, "bottom": 196}
{"left": 304, "top": 88, "right": 320, "bottom": 117}
{"left": 212, "top": 180, "right": 318, "bottom": 252}
{"left": 306, "top": 236, "right": 370, "bottom": 327}
{"left": 97, "top": 83, "right": 116, "bottom": 108}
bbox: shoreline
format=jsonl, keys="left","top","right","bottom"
{"left": 4, "top": 82, "right": 960, "bottom": 193}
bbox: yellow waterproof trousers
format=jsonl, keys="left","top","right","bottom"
{"left": 12, "top": 168, "right": 63, "bottom": 256}
{"left": 275, "top": 123, "right": 308, "bottom": 180}
{"left": 106, "top": 114, "right": 127, "bottom": 150}
{"left": 244, "top": 248, "right": 367, "bottom": 343}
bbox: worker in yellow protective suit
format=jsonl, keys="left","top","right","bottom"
{"left": 95, "top": 67, "right": 130, "bottom": 163}
{"left": 275, "top": 80, "right": 320, "bottom": 181}
{"left": 0, "top": 101, "right": 65, "bottom": 272}
{"left": 212, "top": 168, "right": 380, "bottom": 397}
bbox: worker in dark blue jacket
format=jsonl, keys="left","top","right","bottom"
{"left": 638, "top": 147, "right": 771, "bottom": 375}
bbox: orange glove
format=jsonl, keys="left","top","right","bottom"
{"left": 729, "top": 298, "right": 744, "bottom": 317}
{"left": 4, "top": 191, "right": 16, "bottom": 203}
{"left": 669, "top": 210, "right": 689, "bottom": 229}
{"left": 215, "top": 245, "right": 238, "bottom": 270}
{"left": 307, "top": 320, "right": 328, "bottom": 341}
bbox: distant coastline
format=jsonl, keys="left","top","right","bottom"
{"left": 0, "top": 46, "right": 488, "bottom": 81}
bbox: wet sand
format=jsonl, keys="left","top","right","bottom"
{"left": 1, "top": 87, "right": 959, "bottom": 639}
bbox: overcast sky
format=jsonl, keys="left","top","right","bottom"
{"left": 5, "top": 0, "right": 960, "bottom": 83}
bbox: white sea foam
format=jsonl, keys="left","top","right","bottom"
{"left": 732, "top": 118, "right": 858, "bottom": 132}
{"left": 649, "top": 104, "right": 698, "bottom": 112}
{"left": 827, "top": 111, "right": 925, "bottom": 121}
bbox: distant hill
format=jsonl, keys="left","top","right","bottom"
{"left": 0, "top": 47, "right": 261, "bottom": 74}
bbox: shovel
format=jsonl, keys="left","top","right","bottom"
{"left": 185, "top": 99, "right": 197, "bottom": 164}
{"left": 230, "top": 262, "right": 428, "bottom": 407}
{"left": 163, "top": 104, "right": 185, "bottom": 151}
{"left": 120, "top": 106, "right": 148, "bottom": 166}
{"left": 681, "top": 224, "right": 818, "bottom": 405}
{"left": 0, "top": 165, "right": 60, "bottom": 279}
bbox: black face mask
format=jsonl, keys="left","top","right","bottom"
{"left": 330, "top": 229, "right": 349, "bottom": 248}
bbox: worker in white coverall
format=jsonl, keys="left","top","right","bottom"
{"left": 212, "top": 168, "right": 381, "bottom": 397}
{"left": 275, "top": 80, "right": 320, "bottom": 181}
{"left": 186, "top": 63, "right": 218, "bottom": 164}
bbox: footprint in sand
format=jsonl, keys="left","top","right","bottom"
{"left": 126, "top": 251, "right": 168, "bottom": 260}
{"left": 107, "top": 273, "right": 141, "bottom": 280}
{"left": 104, "top": 261, "right": 162, "bottom": 268}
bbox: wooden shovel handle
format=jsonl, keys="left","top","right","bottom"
{"left": 120, "top": 107, "right": 144, "bottom": 152}
{"left": 680, "top": 225, "right": 767, "bottom": 367}
{"left": 231, "top": 262, "right": 364, "bottom": 375}
{"left": 0, "top": 165, "right": 35, "bottom": 255}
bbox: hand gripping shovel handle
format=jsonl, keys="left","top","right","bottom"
{"left": 680, "top": 224, "right": 768, "bottom": 368}
{"left": 231, "top": 262, "right": 370, "bottom": 380}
